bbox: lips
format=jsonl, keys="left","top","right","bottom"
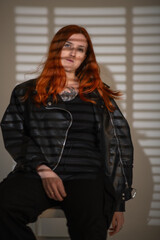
{"left": 66, "top": 58, "right": 74, "bottom": 63}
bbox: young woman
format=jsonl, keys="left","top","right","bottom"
{"left": 0, "top": 25, "right": 134, "bottom": 240}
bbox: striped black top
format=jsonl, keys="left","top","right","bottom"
{"left": 54, "top": 94, "right": 103, "bottom": 181}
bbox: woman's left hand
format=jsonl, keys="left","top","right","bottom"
{"left": 109, "top": 212, "right": 124, "bottom": 236}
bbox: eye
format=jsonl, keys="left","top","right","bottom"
{"left": 64, "top": 43, "right": 71, "bottom": 48}
{"left": 78, "top": 48, "right": 84, "bottom": 52}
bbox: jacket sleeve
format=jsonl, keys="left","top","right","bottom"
{"left": 0, "top": 86, "right": 48, "bottom": 171}
{"left": 111, "top": 99, "right": 134, "bottom": 211}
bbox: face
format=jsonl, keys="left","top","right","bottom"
{"left": 60, "top": 33, "right": 88, "bottom": 74}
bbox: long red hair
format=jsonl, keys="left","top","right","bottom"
{"left": 33, "top": 25, "right": 120, "bottom": 111}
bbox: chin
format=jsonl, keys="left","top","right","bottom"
{"left": 64, "top": 67, "right": 75, "bottom": 73}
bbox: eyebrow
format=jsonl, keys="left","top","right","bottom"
{"left": 66, "top": 41, "right": 86, "bottom": 48}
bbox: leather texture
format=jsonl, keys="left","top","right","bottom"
{"left": 1, "top": 79, "right": 134, "bottom": 213}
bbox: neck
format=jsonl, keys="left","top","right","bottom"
{"left": 65, "top": 72, "right": 79, "bottom": 88}
{"left": 65, "top": 71, "right": 75, "bottom": 81}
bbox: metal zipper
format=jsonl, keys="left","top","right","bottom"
{"left": 45, "top": 106, "right": 73, "bottom": 171}
{"left": 108, "top": 110, "right": 129, "bottom": 188}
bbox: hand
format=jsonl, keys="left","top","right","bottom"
{"left": 37, "top": 165, "right": 67, "bottom": 201}
{"left": 109, "top": 212, "right": 124, "bottom": 236}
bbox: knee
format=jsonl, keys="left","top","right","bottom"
{"left": 0, "top": 196, "right": 11, "bottom": 215}
{"left": 0, "top": 187, "right": 16, "bottom": 215}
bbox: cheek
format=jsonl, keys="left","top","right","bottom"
{"left": 78, "top": 54, "right": 86, "bottom": 65}
{"left": 60, "top": 50, "right": 65, "bottom": 59}
{"left": 61, "top": 48, "right": 69, "bottom": 59}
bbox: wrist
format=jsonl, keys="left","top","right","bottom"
{"left": 37, "top": 164, "right": 51, "bottom": 171}
{"left": 37, "top": 164, "right": 53, "bottom": 178}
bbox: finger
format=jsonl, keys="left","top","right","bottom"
{"left": 48, "top": 190, "right": 56, "bottom": 200}
{"left": 42, "top": 177, "right": 66, "bottom": 201}
{"left": 51, "top": 179, "right": 67, "bottom": 201}
{"left": 115, "top": 223, "right": 121, "bottom": 234}
{"left": 109, "top": 228, "right": 118, "bottom": 236}
{"left": 112, "top": 219, "right": 123, "bottom": 235}
{"left": 45, "top": 186, "right": 60, "bottom": 201}
{"left": 109, "top": 227, "right": 116, "bottom": 236}
{"left": 109, "top": 221, "right": 118, "bottom": 236}
{"left": 116, "top": 215, "right": 124, "bottom": 233}
{"left": 52, "top": 186, "right": 64, "bottom": 201}
{"left": 110, "top": 218, "right": 116, "bottom": 231}
{"left": 109, "top": 230, "right": 115, "bottom": 236}
{"left": 57, "top": 180, "right": 67, "bottom": 198}
{"left": 44, "top": 185, "right": 54, "bottom": 199}
{"left": 42, "top": 179, "right": 58, "bottom": 200}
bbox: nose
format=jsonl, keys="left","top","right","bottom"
{"left": 70, "top": 47, "right": 76, "bottom": 57}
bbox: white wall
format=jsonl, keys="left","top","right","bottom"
{"left": 0, "top": 0, "right": 160, "bottom": 239}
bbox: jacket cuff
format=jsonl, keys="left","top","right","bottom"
{"left": 33, "top": 161, "right": 51, "bottom": 170}
{"left": 17, "top": 160, "right": 51, "bottom": 172}
{"left": 115, "top": 200, "right": 125, "bottom": 212}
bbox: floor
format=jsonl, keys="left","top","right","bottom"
{"left": 37, "top": 238, "right": 70, "bottom": 240}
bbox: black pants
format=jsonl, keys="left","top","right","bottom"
{"left": 0, "top": 171, "right": 107, "bottom": 240}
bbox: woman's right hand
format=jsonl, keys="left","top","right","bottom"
{"left": 37, "top": 164, "right": 67, "bottom": 201}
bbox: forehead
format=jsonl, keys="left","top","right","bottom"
{"left": 67, "top": 33, "right": 87, "bottom": 47}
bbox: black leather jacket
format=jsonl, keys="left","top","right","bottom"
{"left": 1, "top": 79, "right": 134, "bottom": 215}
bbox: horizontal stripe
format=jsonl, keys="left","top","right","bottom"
{"left": 54, "top": 95, "right": 102, "bottom": 180}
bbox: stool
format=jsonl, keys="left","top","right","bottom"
{"left": 34, "top": 207, "right": 69, "bottom": 238}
